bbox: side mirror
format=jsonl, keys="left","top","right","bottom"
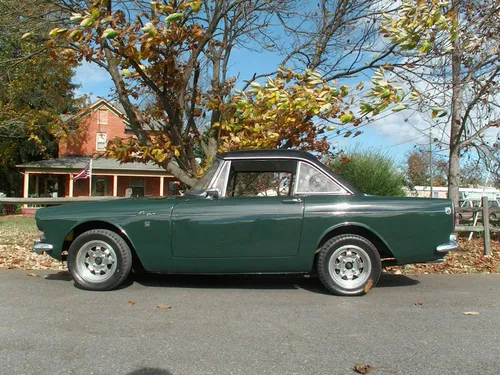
{"left": 205, "top": 188, "right": 221, "bottom": 199}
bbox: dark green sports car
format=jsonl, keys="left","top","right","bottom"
{"left": 33, "top": 150, "right": 458, "bottom": 296}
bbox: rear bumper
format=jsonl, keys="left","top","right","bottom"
{"left": 436, "top": 234, "right": 459, "bottom": 253}
{"left": 32, "top": 237, "right": 53, "bottom": 255}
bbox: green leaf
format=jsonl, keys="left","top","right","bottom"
{"left": 48, "top": 28, "right": 66, "bottom": 37}
{"left": 191, "top": 1, "right": 202, "bottom": 12}
{"left": 340, "top": 85, "right": 350, "bottom": 97}
{"left": 68, "top": 29, "right": 82, "bottom": 41}
{"left": 380, "top": 89, "right": 392, "bottom": 98}
{"left": 80, "top": 17, "right": 95, "bottom": 27}
{"left": 360, "top": 102, "right": 373, "bottom": 114}
{"left": 339, "top": 113, "right": 354, "bottom": 123}
{"left": 166, "top": 13, "right": 183, "bottom": 23}
{"left": 419, "top": 41, "right": 433, "bottom": 54}
{"left": 102, "top": 28, "right": 118, "bottom": 39}
{"left": 70, "top": 13, "right": 84, "bottom": 22}
{"left": 450, "top": 30, "right": 458, "bottom": 42}
{"left": 392, "top": 104, "right": 408, "bottom": 112}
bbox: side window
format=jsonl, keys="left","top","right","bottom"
{"left": 296, "top": 162, "right": 343, "bottom": 194}
{"left": 225, "top": 160, "right": 297, "bottom": 198}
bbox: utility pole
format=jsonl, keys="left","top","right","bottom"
{"left": 429, "top": 127, "right": 434, "bottom": 198}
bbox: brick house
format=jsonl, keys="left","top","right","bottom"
{"left": 17, "top": 99, "right": 179, "bottom": 198}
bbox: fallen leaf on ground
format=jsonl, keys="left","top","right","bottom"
{"left": 127, "top": 301, "right": 136, "bottom": 306}
{"left": 415, "top": 302, "right": 424, "bottom": 306}
{"left": 354, "top": 364, "right": 373, "bottom": 374}
{"left": 363, "top": 279, "right": 374, "bottom": 294}
{"left": 27, "top": 273, "right": 39, "bottom": 277}
{"left": 156, "top": 304, "right": 172, "bottom": 310}
{"left": 463, "top": 311, "right": 480, "bottom": 315}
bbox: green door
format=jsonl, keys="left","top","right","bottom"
{"left": 171, "top": 196, "right": 304, "bottom": 258}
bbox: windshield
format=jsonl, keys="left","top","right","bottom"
{"left": 186, "top": 158, "right": 221, "bottom": 196}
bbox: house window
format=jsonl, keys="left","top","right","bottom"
{"left": 93, "top": 178, "right": 107, "bottom": 196}
{"left": 168, "top": 181, "right": 179, "bottom": 196}
{"left": 97, "top": 109, "right": 108, "bottom": 125}
{"left": 96, "top": 133, "right": 107, "bottom": 151}
{"left": 130, "top": 177, "right": 145, "bottom": 197}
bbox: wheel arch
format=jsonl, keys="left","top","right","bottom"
{"left": 315, "top": 222, "right": 395, "bottom": 261}
{"left": 63, "top": 220, "right": 145, "bottom": 273}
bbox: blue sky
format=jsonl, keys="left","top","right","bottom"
{"left": 73, "top": 46, "right": 437, "bottom": 165}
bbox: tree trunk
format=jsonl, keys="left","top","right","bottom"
{"left": 447, "top": 0, "right": 462, "bottom": 206}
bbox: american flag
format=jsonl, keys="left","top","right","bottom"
{"left": 73, "top": 160, "right": 92, "bottom": 181}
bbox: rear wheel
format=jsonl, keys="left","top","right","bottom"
{"left": 68, "top": 229, "right": 132, "bottom": 291}
{"left": 317, "top": 234, "right": 381, "bottom": 296}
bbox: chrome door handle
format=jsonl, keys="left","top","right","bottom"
{"left": 281, "top": 198, "right": 302, "bottom": 204}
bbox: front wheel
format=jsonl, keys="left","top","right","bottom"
{"left": 68, "top": 229, "right": 132, "bottom": 291}
{"left": 317, "top": 234, "right": 381, "bottom": 296}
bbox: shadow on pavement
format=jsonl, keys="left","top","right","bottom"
{"left": 132, "top": 273, "right": 420, "bottom": 294}
{"left": 42, "top": 270, "right": 419, "bottom": 294}
{"left": 125, "top": 368, "right": 172, "bottom": 375}
{"left": 377, "top": 273, "right": 421, "bottom": 288}
{"left": 44, "top": 271, "right": 72, "bottom": 281}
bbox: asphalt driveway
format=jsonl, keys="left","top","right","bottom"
{"left": 1, "top": 270, "right": 499, "bottom": 375}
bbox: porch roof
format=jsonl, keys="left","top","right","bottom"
{"left": 17, "top": 157, "right": 173, "bottom": 177}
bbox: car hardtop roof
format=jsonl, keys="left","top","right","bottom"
{"left": 217, "top": 148, "right": 361, "bottom": 195}
{"left": 217, "top": 149, "right": 319, "bottom": 162}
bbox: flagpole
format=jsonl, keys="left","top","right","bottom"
{"left": 89, "top": 159, "right": 93, "bottom": 197}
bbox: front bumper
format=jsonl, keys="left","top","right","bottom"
{"left": 32, "top": 237, "right": 53, "bottom": 255}
{"left": 436, "top": 234, "right": 459, "bottom": 253}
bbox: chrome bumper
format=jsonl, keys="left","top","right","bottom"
{"left": 436, "top": 235, "right": 459, "bottom": 253}
{"left": 32, "top": 237, "right": 53, "bottom": 255}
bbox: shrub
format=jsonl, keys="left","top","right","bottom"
{"left": 328, "top": 148, "right": 405, "bottom": 196}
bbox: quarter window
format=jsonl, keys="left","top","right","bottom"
{"left": 296, "top": 162, "right": 343, "bottom": 194}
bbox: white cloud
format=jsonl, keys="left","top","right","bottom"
{"left": 371, "top": 110, "right": 427, "bottom": 144}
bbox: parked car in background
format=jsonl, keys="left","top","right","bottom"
{"left": 33, "top": 150, "right": 458, "bottom": 296}
{"left": 458, "top": 198, "right": 499, "bottom": 223}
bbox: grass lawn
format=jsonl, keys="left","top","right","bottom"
{"left": 0, "top": 215, "right": 65, "bottom": 270}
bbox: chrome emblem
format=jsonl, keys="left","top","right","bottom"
{"left": 445, "top": 207, "right": 452, "bottom": 215}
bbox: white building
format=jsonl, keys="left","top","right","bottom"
{"left": 410, "top": 186, "right": 500, "bottom": 201}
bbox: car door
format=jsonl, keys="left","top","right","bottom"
{"left": 171, "top": 159, "right": 304, "bottom": 259}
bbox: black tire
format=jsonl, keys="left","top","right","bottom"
{"left": 68, "top": 229, "right": 132, "bottom": 291}
{"left": 489, "top": 213, "right": 496, "bottom": 222}
{"left": 317, "top": 234, "right": 381, "bottom": 296}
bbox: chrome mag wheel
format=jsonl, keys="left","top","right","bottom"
{"left": 328, "top": 244, "right": 371, "bottom": 290}
{"left": 75, "top": 240, "right": 118, "bottom": 283}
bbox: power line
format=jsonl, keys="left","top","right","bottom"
{"left": 377, "top": 134, "right": 427, "bottom": 150}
